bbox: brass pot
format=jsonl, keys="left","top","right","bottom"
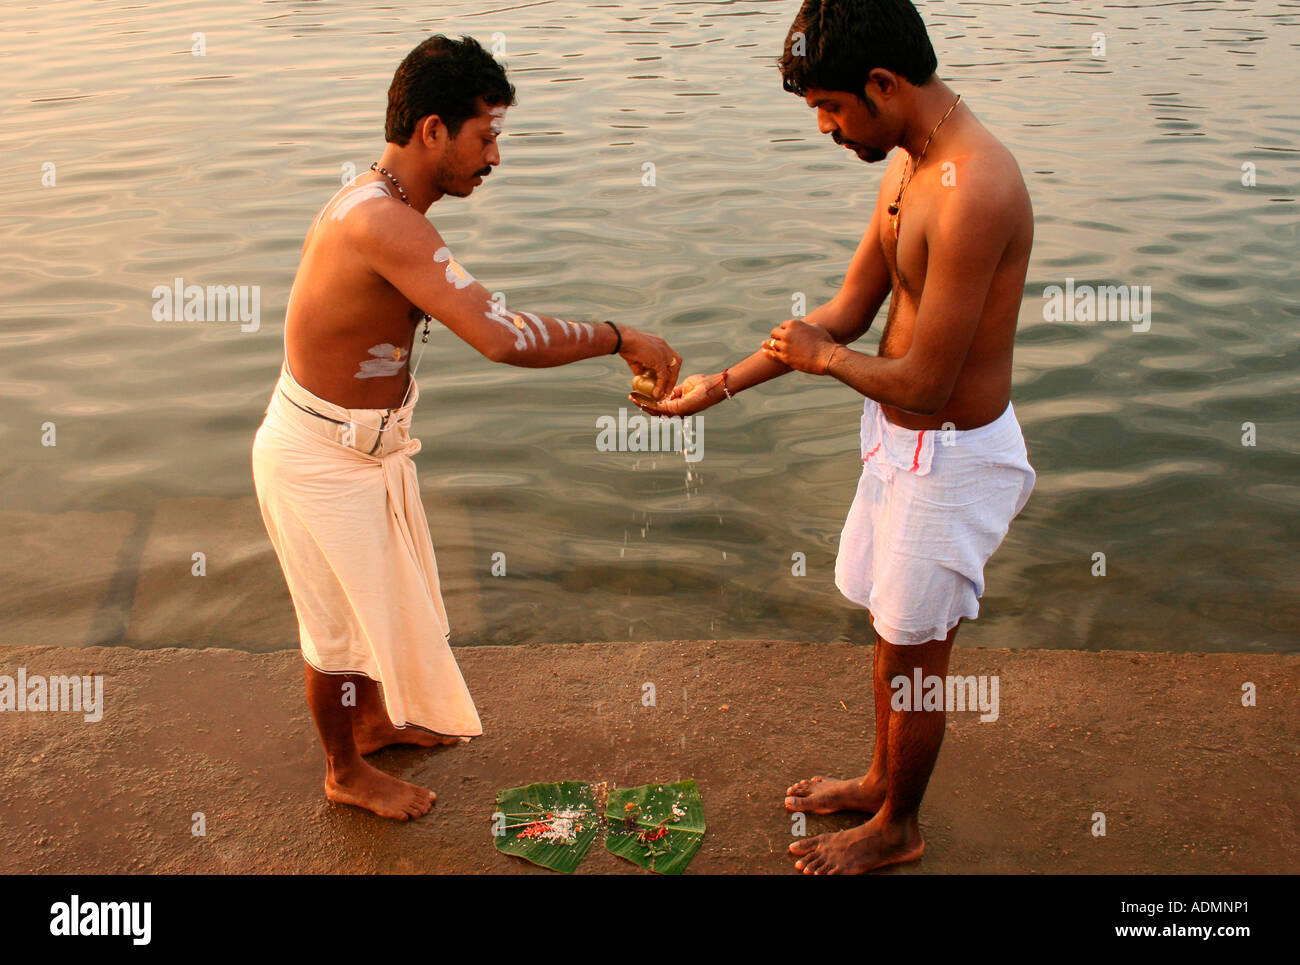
{"left": 630, "top": 369, "right": 658, "bottom": 405}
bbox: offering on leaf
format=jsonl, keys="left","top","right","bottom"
{"left": 493, "top": 781, "right": 600, "bottom": 874}
{"left": 604, "top": 779, "right": 705, "bottom": 874}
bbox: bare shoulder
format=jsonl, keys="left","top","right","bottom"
{"left": 953, "top": 137, "right": 1022, "bottom": 198}
{"left": 934, "top": 137, "right": 1030, "bottom": 237}
{"left": 300, "top": 180, "right": 411, "bottom": 251}
{"left": 344, "top": 187, "right": 446, "bottom": 254}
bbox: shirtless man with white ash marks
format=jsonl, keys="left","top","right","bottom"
{"left": 256, "top": 34, "right": 680, "bottom": 821}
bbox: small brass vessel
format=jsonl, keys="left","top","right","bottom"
{"left": 630, "top": 369, "right": 658, "bottom": 405}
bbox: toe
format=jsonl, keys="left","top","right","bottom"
{"left": 789, "top": 833, "right": 823, "bottom": 857}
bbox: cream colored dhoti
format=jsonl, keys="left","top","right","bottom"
{"left": 250, "top": 359, "right": 482, "bottom": 737}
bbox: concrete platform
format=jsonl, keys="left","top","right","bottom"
{"left": 0, "top": 640, "right": 1295, "bottom": 874}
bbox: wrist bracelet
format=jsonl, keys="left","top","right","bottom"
{"left": 720, "top": 368, "right": 734, "bottom": 400}
{"left": 604, "top": 320, "right": 621, "bottom": 355}
{"left": 823, "top": 344, "right": 843, "bottom": 375}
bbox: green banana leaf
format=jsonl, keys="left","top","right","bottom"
{"left": 604, "top": 779, "right": 705, "bottom": 875}
{"left": 493, "top": 781, "right": 600, "bottom": 874}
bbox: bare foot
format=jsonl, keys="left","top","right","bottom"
{"left": 788, "top": 815, "right": 925, "bottom": 874}
{"left": 784, "top": 774, "right": 886, "bottom": 814}
{"left": 354, "top": 718, "right": 461, "bottom": 756}
{"left": 324, "top": 761, "right": 437, "bottom": 820}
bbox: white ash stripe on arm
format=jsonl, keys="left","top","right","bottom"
{"left": 484, "top": 302, "right": 529, "bottom": 351}
{"left": 520, "top": 311, "right": 550, "bottom": 346}
{"left": 516, "top": 314, "right": 538, "bottom": 349}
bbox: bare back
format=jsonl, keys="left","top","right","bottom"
{"left": 285, "top": 175, "right": 431, "bottom": 409}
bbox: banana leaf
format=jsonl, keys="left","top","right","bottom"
{"left": 604, "top": 780, "right": 705, "bottom": 875}
{"left": 493, "top": 781, "right": 600, "bottom": 874}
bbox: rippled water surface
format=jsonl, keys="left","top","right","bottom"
{"left": 2, "top": 0, "right": 1297, "bottom": 653}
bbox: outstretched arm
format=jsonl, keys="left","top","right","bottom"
{"left": 356, "top": 200, "right": 681, "bottom": 397}
{"left": 637, "top": 199, "right": 892, "bottom": 416}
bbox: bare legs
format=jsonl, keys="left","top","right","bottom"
{"left": 787, "top": 615, "right": 958, "bottom": 873}
{"left": 303, "top": 660, "right": 440, "bottom": 820}
{"left": 783, "top": 614, "right": 893, "bottom": 815}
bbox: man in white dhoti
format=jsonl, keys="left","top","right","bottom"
{"left": 638, "top": 0, "right": 1036, "bottom": 872}
{"left": 252, "top": 35, "right": 681, "bottom": 820}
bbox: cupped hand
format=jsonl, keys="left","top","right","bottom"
{"left": 630, "top": 372, "right": 722, "bottom": 417}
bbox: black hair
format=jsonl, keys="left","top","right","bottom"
{"left": 778, "top": 0, "right": 938, "bottom": 99}
{"left": 385, "top": 34, "right": 517, "bottom": 144}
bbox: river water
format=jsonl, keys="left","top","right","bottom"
{"left": 1, "top": 0, "right": 1296, "bottom": 653}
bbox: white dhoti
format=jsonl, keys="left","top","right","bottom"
{"left": 834, "top": 396, "right": 1036, "bottom": 646}
{"left": 250, "top": 360, "right": 482, "bottom": 737}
